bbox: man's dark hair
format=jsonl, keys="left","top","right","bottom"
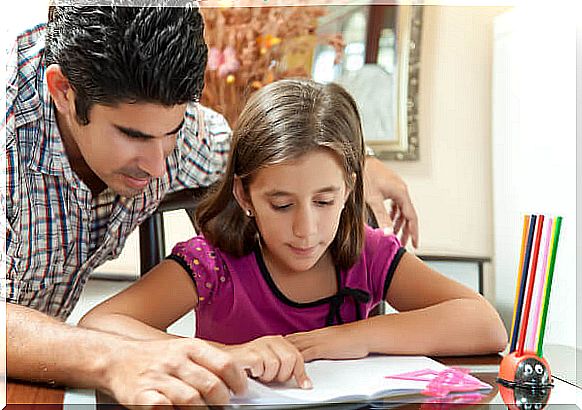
{"left": 46, "top": 4, "right": 207, "bottom": 125}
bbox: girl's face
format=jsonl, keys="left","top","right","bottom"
{"left": 235, "top": 149, "right": 351, "bottom": 275}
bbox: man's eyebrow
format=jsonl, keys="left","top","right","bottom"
{"left": 264, "top": 186, "right": 341, "bottom": 197}
{"left": 114, "top": 118, "right": 185, "bottom": 139}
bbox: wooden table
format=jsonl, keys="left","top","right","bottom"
{"left": 6, "top": 354, "right": 504, "bottom": 408}
{"left": 7, "top": 378, "right": 64, "bottom": 407}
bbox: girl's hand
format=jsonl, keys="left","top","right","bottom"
{"left": 224, "top": 335, "right": 312, "bottom": 389}
{"left": 285, "top": 326, "right": 369, "bottom": 362}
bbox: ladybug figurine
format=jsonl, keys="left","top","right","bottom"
{"left": 497, "top": 351, "right": 553, "bottom": 409}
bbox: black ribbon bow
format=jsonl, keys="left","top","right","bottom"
{"left": 325, "top": 287, "right": 371, "bottom": 327}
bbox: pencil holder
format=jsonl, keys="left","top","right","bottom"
{"left": 498, "top": 351, "right": 552, "bottom": 388}
{"left": 497, "top": 351, "right": 553, "bottom": 410}
{"left": 497, "top": 214, "right": 563, "bottom": 409}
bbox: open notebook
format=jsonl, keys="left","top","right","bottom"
{"left": 231, "top": 355, "right": 489, "bottom": 407}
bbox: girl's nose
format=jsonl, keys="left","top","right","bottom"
{"left": 293, "top": 207, "right": 317, "bottom": 239}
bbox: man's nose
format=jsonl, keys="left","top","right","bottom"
{"left": 139, "top": 140, "right": 167, "bottom": 179}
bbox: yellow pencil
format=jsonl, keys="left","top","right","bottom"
{"left": 508, "top": 215, "right": 530, "bottom": 350}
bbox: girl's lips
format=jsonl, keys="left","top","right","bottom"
{"left": 288, "top": 245, "right": 317, "bottom": 256}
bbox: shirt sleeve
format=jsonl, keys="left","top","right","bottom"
{"left": 3, "top": 174, "right": 21, "bottom": 304}
{"left": 3, "top": 39, "right": 19, "bottom": 302}
{"left": 167, "top": 236, "right": 229, "bottom": 307}
{"left": 4, "top": 220, "right": 20, "bottom": 303}
{"left": 4, "top": 36, "right": 17, "bottom": 132}
{"left": 364, "top": 226, "right": 406, "bottom": 303}
{"left": 169, "top": 103, "right": 231, "bottom": 192}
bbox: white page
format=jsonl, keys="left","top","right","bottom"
{"left": 232, "top": 356, "right": 450, "bottom": 406}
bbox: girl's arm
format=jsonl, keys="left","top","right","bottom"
{"left": 79, "top": 260, "right": 198, "bottom": 341}
{"left": 80, "top": 260, "right": 312, "bottom": 388}
{"left": 287, "top": 252, "right": 508, "bottom": 360}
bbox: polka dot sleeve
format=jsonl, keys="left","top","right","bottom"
{"left": 167, "top": 236, "right": 228, "bottom": 306}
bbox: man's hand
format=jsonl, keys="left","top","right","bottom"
{"left": 364, "top": 157, "right": 419, "bottom": 247}
{"left": 285, "top": 327, "right": 369, "bottom": 363}
{"left": 105, "top": 338, "right": 247, "bottom": 407}
{"left": 224, "top": 335, "right": 312, "bottom": 389}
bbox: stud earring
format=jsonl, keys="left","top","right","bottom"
{"left": 246, "top": 209, "right": 253, "bottom": 217}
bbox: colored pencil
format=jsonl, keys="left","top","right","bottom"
{"left": 509, "top": 214, "right": 537, "bottom": 353}
{"left": 517, "top": 215, "right": 544, "bottom": 356}
{"left": 526, "top": 217, "right": 553, "bottom": 353}
{"left": 508, "top": 215, "right": 530, "bottom": 352}
{"left": 535, "top": 218, "right": 556, "bottom": 349}
{"left": 536, "top": 216, "right": 563, "bottom": 357}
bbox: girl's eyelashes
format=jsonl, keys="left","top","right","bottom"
{"left": 270, "top": 199, "right": 335, "bottom": 211}
{"left": 316, "top": 200, "right": 334, "bottom": 207}
{"left": 271, "top": 203, "right": 292, "bottom": 211}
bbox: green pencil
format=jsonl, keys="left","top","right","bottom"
{"left": 536, "top": 216, "right": 562, "bottom": 357}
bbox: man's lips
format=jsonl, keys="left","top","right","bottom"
{"left": 122, "top": 173, "right": 150, "bottom": 189}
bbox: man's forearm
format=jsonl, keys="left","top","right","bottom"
{"left": 7, "top": 303, "right": 124, "bottom": 391}
{"left": 8, "top": 303, "right": 249, "bottom": 406}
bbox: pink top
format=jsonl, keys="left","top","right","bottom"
{"left": 168, "top": 226, "right": 405, "bottom": 344}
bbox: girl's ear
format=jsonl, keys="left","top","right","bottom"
{"left": 233, "top": 176, "right": 254, "bottom": 215}
{"left": 46, "top": 64, "right": 77, "bottom": 116}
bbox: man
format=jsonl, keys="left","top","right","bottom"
{"left": 4, "top": 4, "right": 418, "bottom": 407}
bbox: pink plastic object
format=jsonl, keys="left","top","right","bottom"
{"left": 385, "top": 367, "right": 491, "bottom": 397}
{"left": 420, "top": 392, "right": 485, "bottom": 409}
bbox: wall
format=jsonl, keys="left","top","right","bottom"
{"left": 387, "top": 6, "right": 508, "bottom": 299}
{"left": 394, "top": 6, "right": 578, "bottom": 358}
{"left": 576, "top": 23, "right": 582, "bottom": 382}
{"left": 491, "top": 7, "right": 577, "bottom": 351}
{"left": 3, "top": 0, "right": 48, "bottom": 33}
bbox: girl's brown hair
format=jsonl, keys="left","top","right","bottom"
{"left": 195, "top": 79, "right": 366, "bottom": 271}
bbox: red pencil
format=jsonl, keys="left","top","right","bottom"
{"left": 517, "top": 215, "right": 545, "bottom": 356}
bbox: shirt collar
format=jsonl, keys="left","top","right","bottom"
{"left": 16, "top": 25, "right": 69, "bottom": 178}
{"left": 28, "top": 69, "right": 71, "bottom": 178}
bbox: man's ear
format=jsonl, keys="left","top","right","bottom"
{"left": 233, "top": 176, "right": 254, "bottom": 215}
{"left": 46, "top": 64, "right": 76, "bottom": 116}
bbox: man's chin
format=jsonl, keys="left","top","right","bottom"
{"left": 110, "top": 183, "right": 147, "bottom": 198}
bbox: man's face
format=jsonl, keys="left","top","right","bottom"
{"left": 66, "top": 102, "right": 186, "bottom": 197}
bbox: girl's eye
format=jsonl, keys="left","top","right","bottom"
{"left": 271, "top": 204, "right": 292, "bottom": 211}
{"left": 315, "top": 200, "right": 334, "bottom": 207}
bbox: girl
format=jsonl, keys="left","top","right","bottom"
{"left": 80, "top": 79, "right": 507, "bottom": 391}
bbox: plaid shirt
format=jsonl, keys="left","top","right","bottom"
{"left": 3, "top": 24, "right": 231, "bottom": 320}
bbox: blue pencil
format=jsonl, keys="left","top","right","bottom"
{"left": 509, "top": 214, "right": 537, "bottom": 353}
